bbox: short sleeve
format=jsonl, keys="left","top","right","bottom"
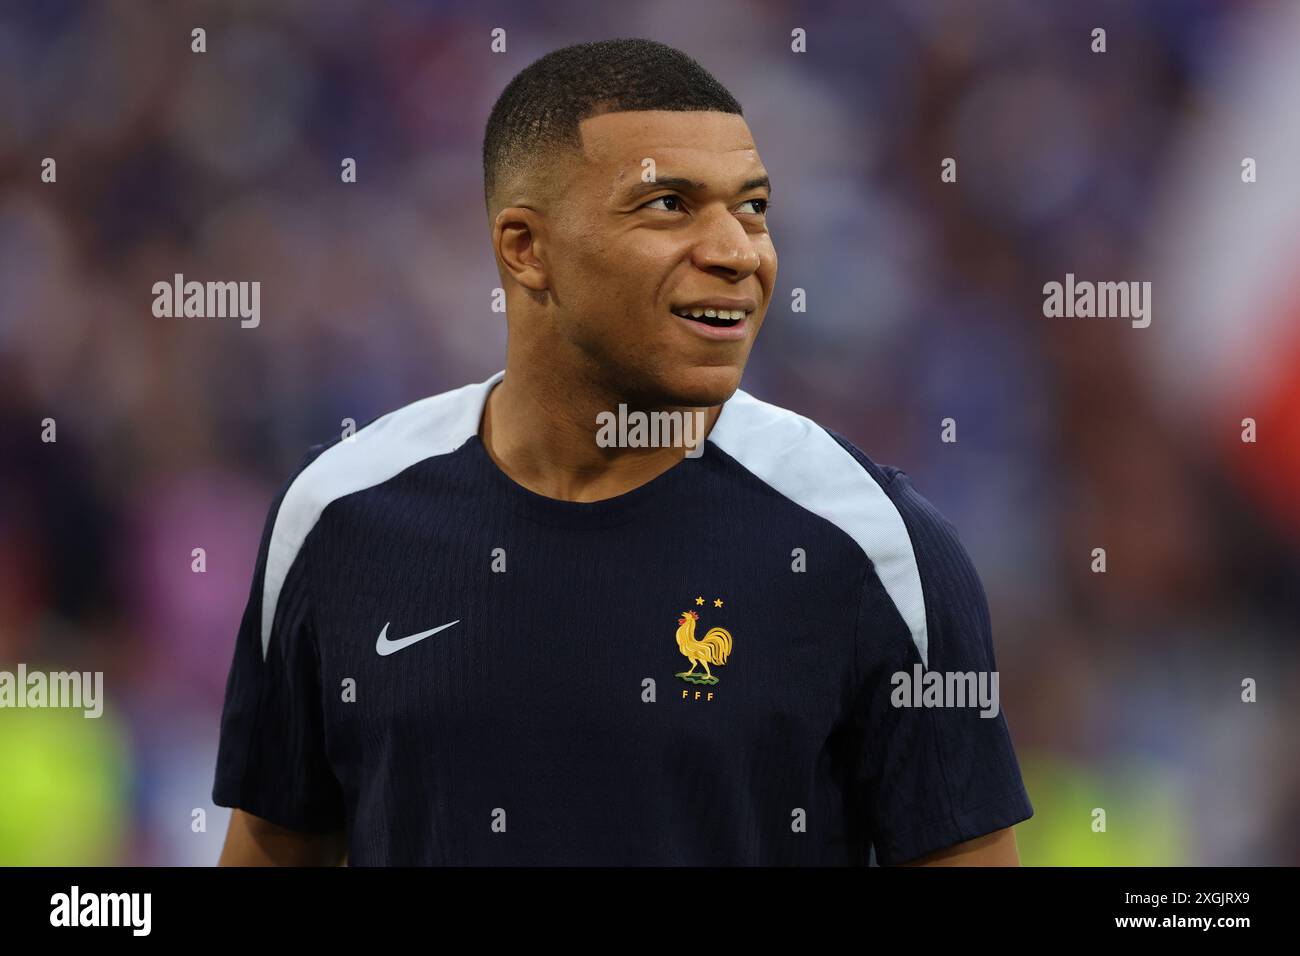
{"left": 212, "top": 450, "right": 346, "bottom": 833}
{"left": 849, "top": 469, "right": 1033, "bottom": 865}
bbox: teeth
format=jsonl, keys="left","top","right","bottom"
{"left": 673, "top": 307, "right": 748, "bottom": 321}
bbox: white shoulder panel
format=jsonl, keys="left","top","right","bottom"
{"left": 707, "top": 387, "right": 929, "bottom": 666}
{"left": 260, "top": 369, "right": 505, "bottom": 659}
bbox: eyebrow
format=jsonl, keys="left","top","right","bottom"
{"left": 622, "top": 174, "right": 772, "bottom": 200}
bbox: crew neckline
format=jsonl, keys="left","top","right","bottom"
{"left": 463, "top": 370, "right": 719, "bottom": 529}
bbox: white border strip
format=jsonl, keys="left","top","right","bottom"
{"left": 708, "top": 389, "right": 930, "bottom": 666}
{"left": 260, "top": 370, "right": 505, "bottom": 659}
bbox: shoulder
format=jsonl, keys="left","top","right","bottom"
{"left": 828, "top": 429, "right": 995, "bottom": 673}
{"left": 275, "top": 370, "right": 500, "bottom": 527}
{"left": 707, "top": 386, "right": 901, "bottom": 493}
{"left": 708, "top": 387, "right": 932, "bottom": 662}
{"left": 709, "top": 387, "right": 989, "bottom": 669}
{"left": 257, "top": 370, "right": 503, "bottom": 657}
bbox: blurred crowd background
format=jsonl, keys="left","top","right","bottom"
{"left": 1, "top": 0, "right": 1297, "bottom": 865}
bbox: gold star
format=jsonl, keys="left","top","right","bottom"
{"left": 695, "top": 596, "right": 705, "bottom": 605}
{"left": 714, "top": 598, "right": 723, "bottom": 607}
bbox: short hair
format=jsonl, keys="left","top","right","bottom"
{"left": 482, "top": 38, "right": 743, "bottom": 211}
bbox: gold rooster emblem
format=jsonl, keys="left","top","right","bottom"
{"left": 674, "top": 609, "right": 733, "bottom": 685}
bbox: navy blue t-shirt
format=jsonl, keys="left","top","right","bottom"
{"left": 213, "top": 370, "right": 1033, "bottom": 865}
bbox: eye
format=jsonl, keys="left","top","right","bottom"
{"left": 738, "top": 197, "right": 770, "bottom": 215}
{"left": 642, "top": 194, "right": 683, "bottom": 212}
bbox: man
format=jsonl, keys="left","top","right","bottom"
{"left": 215, "top": 38, "right": 1032, "bottom": 866}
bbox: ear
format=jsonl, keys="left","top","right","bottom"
{"left": 492, "top": 206, "right": 550, "bottom": 295}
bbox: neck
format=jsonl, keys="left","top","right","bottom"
{"left": 479, "top": 357, "right": 723, "bottom": 503}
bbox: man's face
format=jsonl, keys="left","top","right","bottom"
{"left": 545, "top": 110, "right": 776, "bottom": 407}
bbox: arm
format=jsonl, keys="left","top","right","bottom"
{"left": 213, "top": 446, "right": 349, "bottom": 864}
{"left": 830, "top": 447, "right": 1035, "bottom": 866}
{"left": 218, "top": 809, "right": 347, "bottom": 866}
{"left": 899, "top": 826, "right": 1021, "bottom": 866}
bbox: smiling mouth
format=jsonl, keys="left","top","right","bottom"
{"left": 670, "top": 306, "right": 750, "bottom": 328}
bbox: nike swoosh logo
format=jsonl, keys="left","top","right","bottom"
{"left": 375, "top": 620, "right": 460, "bottom": 656}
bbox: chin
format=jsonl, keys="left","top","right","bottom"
{"left": 655, "top": 363, "right": 745, "bottom": 408}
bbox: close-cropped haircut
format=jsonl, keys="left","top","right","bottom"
{"left": 482, "top": 38, "right": 743, "bottom": 211}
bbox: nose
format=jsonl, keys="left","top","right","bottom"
{"left": 690, "top": 207, "right": 761, "bottom": 280}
